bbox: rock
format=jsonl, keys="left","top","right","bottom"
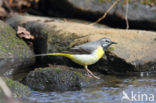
{"left": 6, "top": 15, "right": 156, "bottom": 75}
{"left": 25, "top": 66, "right": 95, "bottom": 91}
{"left": 0, "top": 78, "right": 31, "bottom": 97}
{"left": 0, "top": 77, "right": 32, "bottom": 103}
{"left": 31, "top": 0, "right": 156, "bottom": 31}
{"left": 67, "top": 0, "right": 156, "bottom": 21}
{"left": 4, "top": 78, "right": 31, "bottom": 97}
{"left": 0, "top": 94, "right": 22, "bottom": 103}
{"left": 0, "top": 20, "right": 35, "bottom": 76}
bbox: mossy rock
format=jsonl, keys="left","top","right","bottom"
{"left": 0, "top": 20, "right": 35, "bottom": 76}
{"left": 0, "top": 78, "right": 31, "bottom": 98}
{"left": 26, "top": 66, "right": 96, "bottom": 91}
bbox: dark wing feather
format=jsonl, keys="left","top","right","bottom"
{"left": 60, "top": 40, "right": 100, "bottom": 55}
{"left": 61, "top": 47, "right": 91, "bottom": 54}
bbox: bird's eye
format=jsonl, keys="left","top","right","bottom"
{"left": 105, "top": 40, "right": 109, "bottom": 42}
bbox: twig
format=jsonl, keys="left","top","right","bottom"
{"left": 125, "top": 0, "right": 129, "bottom": 29}
{"left": 90, "top": 0, "right": 120, "bottom": 25}
{"left": 0, "top": 77, "right": 12, "bottom": 98}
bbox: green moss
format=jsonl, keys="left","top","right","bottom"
{"left": 36, "top": 67, "right": 91, "bottom": 82}
{"left": 37, "top": 67, "right": 49, "bottom": 71}
{"left": 73, "top": 71, "right": 85, "bottom": 79}
{"left": 74, "top": 71, "right": 90, "bottom": 81}
{"left": 141, "top": 0, "right": 156, "bottom": 5}
{"left": 53, "top": 68, "right": 65, "bottom": 72}
{"left": 0, "top": 45, "right": 8, "bottom": 53}
{"left": 4, "top": 78, "right": 31, "bottom": 97}
{"left": 0, "top": 20, "right": 32, "bottom": 58}
{"left": 37, "top": 67, "right": 63, "bottom": 72}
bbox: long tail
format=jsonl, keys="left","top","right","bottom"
{"left": 35, "top": 53, "right": 73, "bottom": 58}
{"left": 35, "top": 53, "right": 57, "bottom": 56}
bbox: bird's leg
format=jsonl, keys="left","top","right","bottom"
{"left": 84, "top": 66, "right": 100, "bottom": 79}
{"left": 86, "top": 71, "right": 92, "bottom": 78}
{"left": 85, "top": 65, "right": 94, "bottom": 76}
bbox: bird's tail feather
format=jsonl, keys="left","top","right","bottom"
{"left": 35, "top": 53, "right": 56, "bottom": 56}
{"left": 35, "top": 53, "right": 73, "bottom": 58}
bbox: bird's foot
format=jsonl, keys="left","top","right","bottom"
{"left": 85, "top": 66, "right": 100, "bottom": 79}
{"left": 86, "top": 72, "right": 100, "bottom": 80}
{"left": 86, "top": 72, "right": 92, "bottom": 78}
{"left": 91, "top": 74, "right": 100, "bottom": 80}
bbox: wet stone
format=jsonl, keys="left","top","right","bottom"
{"left": 26, "top": 67, "right": 81, "bottom": 91}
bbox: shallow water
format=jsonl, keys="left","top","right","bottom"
{"left": 26, "top": 71, "right": 156, "bottom": 103}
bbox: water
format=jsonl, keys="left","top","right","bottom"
{"left": 25, "top": 71, "right": 156, "bottom": 103}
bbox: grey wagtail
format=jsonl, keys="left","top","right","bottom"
{"left": 35, "top": 38, "right": 117, "bottom": 79}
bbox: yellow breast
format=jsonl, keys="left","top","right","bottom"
{"left": 96, "top": 46, "right": 105, "bottom": 59}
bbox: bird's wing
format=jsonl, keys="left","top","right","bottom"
{"left": 61, "top": 47, "right": 91, "bottom": 54}
{"left": 61, "top": 41, "right": 99, "bottom": 55}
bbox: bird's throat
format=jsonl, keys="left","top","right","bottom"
{"left": 96, "top": 46, "right": 105, "bottom": 59}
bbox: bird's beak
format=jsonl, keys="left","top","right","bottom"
{"left": 111, "top": 41, "right": 117, "bottom": 44}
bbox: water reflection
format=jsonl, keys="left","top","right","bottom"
{"left": 26, "top": 71, "right": 156, "bottom": 103}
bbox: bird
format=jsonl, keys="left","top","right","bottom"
{"left": 35, "top": 37, "right": 117, "bottom": 79}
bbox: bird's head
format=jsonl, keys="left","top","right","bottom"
{"left": 99, "top": 37, "right": 117, "bottom": 50}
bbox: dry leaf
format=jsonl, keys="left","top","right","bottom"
{"left": 17, "top": 26, "right": 34, "bottom": 39}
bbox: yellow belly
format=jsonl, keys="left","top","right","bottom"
{"left": 54, "top": 46, "right": 104, "bottom": 66}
